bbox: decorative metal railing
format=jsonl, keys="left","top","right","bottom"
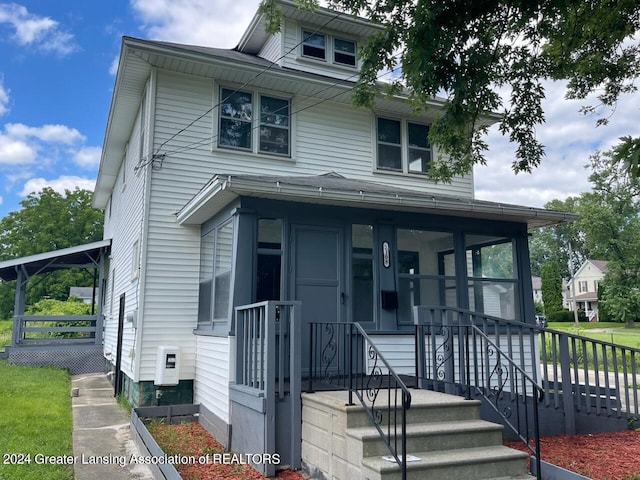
{"left": 413, "top": 306, "right": 543, "bottom": 480}
{"left": 308, "top": 322, "right": 412, "bottom": 480}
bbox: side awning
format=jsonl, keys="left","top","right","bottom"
{"left": 0, "top": 239, "right": 111, "bottom": 282}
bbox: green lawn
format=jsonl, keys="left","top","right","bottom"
{"left": 0, "top": 319, "right": 11, "bottom": 351}
{"left": 548, "top": 321, "right": 640, "bottom": 349}
{"left": 0, "top": 360, "right": 73, "bottom": 480}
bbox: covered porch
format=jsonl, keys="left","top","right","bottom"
{"left": 0, "top": 240, "right": 110, "bottom": 373}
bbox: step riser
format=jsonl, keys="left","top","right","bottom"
{"left": 362, "top": 457, "right": 528, "bottom": 480}
{"left": 346, "top": 403, "right": 481, "bottom": 428}
{"left": 357, "top": 429, "right": 504, "bottom": 458}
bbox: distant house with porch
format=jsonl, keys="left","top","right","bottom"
{"left": 564, "top": 259, "right": 609, "bottom": 321}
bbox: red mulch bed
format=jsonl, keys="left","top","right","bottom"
{"left": 146, "top": 421, "right": 305, "bottom": 479}
{"left": 506, "top": 430, "right": 640, "bottom": 480}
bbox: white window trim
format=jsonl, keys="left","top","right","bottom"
{"left": 213, "top": 83, "right": 294, "bottom": 160}
{"left": 374, "top": 116, "right": 432, "bottom": 175}
{"left": 298, "top": 26, "right": 358, "bottom": 69}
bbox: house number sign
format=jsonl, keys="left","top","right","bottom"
{"left": 382, "top": 241, "right": 391, "bottom": 268}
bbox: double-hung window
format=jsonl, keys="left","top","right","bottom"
{"left": 301, "top": 29, "right": 357, "bottom": 68}
{"left": 302, "top": 31, "right": 326, "bottom": 60}
{"left": 218, "top": 87, "right": 290, "bottom": 157}
{"left": 376, "top": 117, "right": 431, "bottom": 174}
{"left": 334, "top": 38, "right": 356, "bottom": 66}
{"left": 219, "top": 88, "right": 252, "bottom": 150}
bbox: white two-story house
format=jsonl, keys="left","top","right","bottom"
{"left": 93, "top": 0, "right": 572, "bottom": 475}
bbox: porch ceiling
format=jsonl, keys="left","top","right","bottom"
{"left": 177, "top": 173, "right": 576, "bottom": 229}
{"left": 0, "top": 239, "right": 111, "bottom": 282}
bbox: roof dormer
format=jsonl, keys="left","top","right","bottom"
{"left": 236, "top": 0, "right": 382, "bottom": 80}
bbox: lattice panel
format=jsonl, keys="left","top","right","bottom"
{"left": 8, "top": 348, "right": 104, "bottom": 374}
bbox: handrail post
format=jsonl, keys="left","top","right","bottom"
{"left": 558, "top": 332, "right": 576, "bottom": 435}
{"left": 347, "top": 323, "right": 354, "bottom": 406}
{"left": 413, "top": 306, "right": 426, "bottom": 389}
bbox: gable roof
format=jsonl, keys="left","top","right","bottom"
{"left": 177, "top": 172, "right": 576, "bottom": 229}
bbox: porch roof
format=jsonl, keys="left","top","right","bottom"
{"left": 177, "top": 173, "right": 576, "bottom": 229}
{"left": 0, "top": 239, "right": 111, "bottom": 282}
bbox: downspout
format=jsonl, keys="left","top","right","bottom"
{"left": 132, "top": 68, "right": 157, "bottom": 383}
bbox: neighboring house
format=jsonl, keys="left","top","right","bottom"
{"left": 564, "top": 259, "right": 609, "bottom": 321}
{"left": 532, "top": 276, "right": 543, "bottom": 304}
{"left": 2, "top": 1, "right": 576, "bottom": 477}
{"left": 69, "top": 286, "right": 95, "bottom": 304}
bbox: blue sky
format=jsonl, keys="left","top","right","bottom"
{"left": 0, "top": 1, "right": 638, "bottom": 220}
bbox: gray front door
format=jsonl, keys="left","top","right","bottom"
{"left": 291, "top": 224, "right": 343, "bottom": 373}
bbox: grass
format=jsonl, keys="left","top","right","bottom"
{"left": 548, "top": 321, "right": 640, "bottom": 349}
{"left": 0, "top": 360, "right": 73, "bottom": 480}
{"left": 0, "top": 319, "right": 12, "bottom": 352}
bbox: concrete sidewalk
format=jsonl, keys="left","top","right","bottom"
{"left": 71, "top": 373, "right": 153, "bottom": 480}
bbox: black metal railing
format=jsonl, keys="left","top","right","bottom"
{"left": 308, "top": 322, "right": 412, "bottom": 480}
{"left": 413, "top": 306, "right": 543, "bottom": 480}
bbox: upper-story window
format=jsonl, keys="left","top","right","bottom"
{"left": 301, "top": 28, "right": 357, "bottom": 68}
{"left": 218, "top": 87, "right": 290, "bottom": 157}
{"left": 376, "top": 117, "right": 431, "bottom": 174}
{"left": 334, "top": 37, "right": 356, "bottom": 66}
{"left": 302, "top": 31, "right": 326, "bottom": 60}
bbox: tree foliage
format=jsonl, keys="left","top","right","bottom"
{"left": 540, "top": 261, "right": 563, "bottom": 314}
{"left": 0, "top": 188, "right": 104, "bottom": 319}
{"left": 260, "top": 0, "right": 639, "bottom": 180}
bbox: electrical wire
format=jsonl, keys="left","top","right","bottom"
{"left": 152, "top": 8, "right": 346, "bottom": 157}
{"left": 157, "top": 60, "right": 402, "bottom": 158}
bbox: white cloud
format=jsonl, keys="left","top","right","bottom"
{"left": 0, "top": 134, "right": 36, "bottom": 164}
{"left": 130, "top": 0, "right": 259, "bottom": 47}
{"left": 20, "top": 175, "right": 96, "bottom": 197}
{"left": 5, "top": 123, "right": 85, "bottom": 144}
{"left": 475, "top": 80, "right": 640, "bottom": 208}
{"left": 0, "top": 3, "right": 77, "bottom": 55}
{"left": 0, "top": 78, "right": 9, "bottom": 116}
{"left": 73, "top": 146, "right": 101, "bottom": 168}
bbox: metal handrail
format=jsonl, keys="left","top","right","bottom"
{"left": 414, "top": 306, "right": 543, "bottom": 480}
{"left": 308, "top": 321, "right": 412, "bottom": 480}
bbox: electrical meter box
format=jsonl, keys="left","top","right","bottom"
{"left": 154, "top": 346, "right": 180, "bottom": 386}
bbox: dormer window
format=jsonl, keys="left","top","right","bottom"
{"left": 300, "top": 28, "right": 357, "bottom": 68}
{"left": 302, "top": 31, "right": 326, "bottom": 60}
{"left": 334, "top": 38, "right": 356, "bottom": 66}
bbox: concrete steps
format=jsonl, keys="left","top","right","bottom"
{"left": 301, "top": 389, "right": 534, "bottom": 480}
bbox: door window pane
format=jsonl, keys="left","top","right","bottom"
{"left": 352, "top": 225, "right": 373, "bottom": 324}
{"left": 257, "top": 219, "right": 282, "bottom": 302}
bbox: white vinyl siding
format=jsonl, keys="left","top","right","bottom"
{"left": 194, "top": 335, "right": 231, "bottom": 423}
{"left": 102, "top": 97, "right": 147, "bottom": 380}
{"left": 129, "top": 65, "right": 475, "bottom": 380}
{"left": 257, "top": 32, "right": 282, "bottom": 63}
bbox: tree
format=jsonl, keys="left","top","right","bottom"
{"left": 260, "top": 0, "right": 640, "bottom": 180}
{"left": 540, "top": 261, "right": 563, "bottom": 314}
{"left": 575, "top": 150, "right": 640, "bottom": 326}
{"left": 0, "top": 188, "right": 104, "bottom": 319}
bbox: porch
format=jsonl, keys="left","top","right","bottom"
{"left": 230, "top": 301, "right": 640, "bottom": 480}
{"left": 0, "top": 240, "right": 110, "bottom": 373}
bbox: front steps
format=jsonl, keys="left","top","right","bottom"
{"left": 301, "top": 389, "right": 533, "bottom": 480}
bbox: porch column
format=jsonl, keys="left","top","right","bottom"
{"left": 12, "top": 266, "right": 26, "bottom": 346}
{"left": 376, "top": 224, "right": 397, "bottom": 329}
{"left": 515, "top": 230, "right": 536, "bottom": 324}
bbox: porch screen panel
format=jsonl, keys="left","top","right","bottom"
{"left": 213, "top": 219, "right": 234, "bottom": 320}
{"left": 397, "top": 229, "right": 456, "bottom": 324}
{"left": 465, "top": 235, "right": 518, "bottom": 320}
{"left": 198, "top": 232, "right": 214, "bottom": 326}
{"left": 352, "top": 224, "right": 374, "bottom": 324}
